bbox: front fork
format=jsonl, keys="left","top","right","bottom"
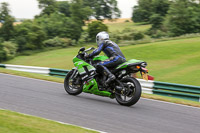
{"left": 70, "top": 69, "right": 81, "bottom": 85}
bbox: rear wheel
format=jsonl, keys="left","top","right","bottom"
{"left": 64, "top": 70, "right": 82, "bottom": 95}
{"left": 115, "top": 77, "right": 141, "bottom": 106}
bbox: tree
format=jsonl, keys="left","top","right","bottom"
{"left": 35, "top": 12, "right": 82, "bottom": 41}
{"left": 0, "top": 2, "right": 9, "bottom": 22}
{"left": 37, "top": 0, "right": 57, "bottom": 16}
{"left": 151, "top": 0, "right": 170, "bottom": 17}
{"left": 57, "top": 1, "right": 71, "bottom": 17}
{"left": 15, "top": 20, "right": 46, "bottom": 51}
{"left": 0, "top": 2, "right": 15, "bottom": 41}
{"left": 132, "top": 0, "right": 153, "bottom": 23}
{"left": 83, "top": 0, "right": 121, "bottom": 20}
{"left": 150, "top": 14, "right": 164, "bottom": 30}
{"left": 87, "top": 21, "right": 108, "bottom": 41}
{"left": 70, "top": 0, "right": 92, "bottom": 26}
{"left": 165, "top": 0, "right": 200, "bottom": 36}
{"left": 148, "top": 0, "right": 170, "bottom": 32}
{"left": 132, "top": 0, "right": 170, "bottom": 23}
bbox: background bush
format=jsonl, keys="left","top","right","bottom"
{"left": 43, "top": 37, "right": 72, "bottom": 48}
{"left": 0, "top": 41, "right": 17, "bottom": 61}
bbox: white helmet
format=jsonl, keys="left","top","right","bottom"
{"left": 96, "top": 31, "right": 109, "bottom": 44}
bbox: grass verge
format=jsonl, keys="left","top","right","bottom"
{"left": 0, "top": 68, "right": 199, "bottom": 108}
{"left": 0, "top": 109, "right": 98, "bottom": 133}
{"left": 142, "top": 93, "right": 200, "bottom": 108}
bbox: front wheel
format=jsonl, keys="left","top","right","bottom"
{"left": 64, "top": 70, "right": 82, "bottom": 95}
{"left": 115, "top": 77, "right": 141, "bottom": 106}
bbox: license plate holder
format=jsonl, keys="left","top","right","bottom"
{"left": 142, "top": 72, "right": 148, "bottom": 81}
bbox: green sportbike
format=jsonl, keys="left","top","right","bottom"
{"left": 64, "top": 47, "right": 148, "bottom": 106}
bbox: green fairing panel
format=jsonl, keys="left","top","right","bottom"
{"left": 83, "top": 79, "right": 112, "bottom": 97}
{"left": 93, "top": 55, "right": 109, "bottom": 61}
{"left": 116, "top": 59, "right": 144, "bottom": 69}
{"left": 73, "top": 56, "right": 111, "bottom": 97}
{"left": 73, "top": 56, "right": 82, "bottom": 63}
{"left": 74, "top": 60, "right": 96, "bottom": 74}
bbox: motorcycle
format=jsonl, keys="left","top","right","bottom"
{"left": 64, "top": 47, "right": 148, "bottom": 106}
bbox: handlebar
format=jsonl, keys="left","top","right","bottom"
{"left": 85, "top": 47, "right": 95, "bottom": 52}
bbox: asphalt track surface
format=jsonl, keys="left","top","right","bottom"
{"left": 0, "top": 73, "right": 200, "bottom": 133}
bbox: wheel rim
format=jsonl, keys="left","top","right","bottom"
{"left": 118, "top": 82, "right": 136, "bottom": 102}
{"left": 67, "top": 75, "right": 81, "bottom": 93}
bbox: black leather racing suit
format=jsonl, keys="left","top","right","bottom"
{"left": 89, "top": 40, "right": 126, "bottom": 68}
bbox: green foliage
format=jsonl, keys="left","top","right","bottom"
{"left": 57, "top": 1, "right": 71, "bottom": 17}
{"left": 87, "top": 21, "right": 108, "bottom": 41}
{"left": 70, "top": 0, "right": 92, "bottom": 26}
{"left": 0, "top": 44, "right": 6, "bottom": 61}
{"left": 164, "top": 0, "right": 200, "bottom": 36}
{"left": 133, "top": 32, "right": 145, "bottom": 40}
{"left": 133, "top": 0, "right": 200, "bottom": 37}
{"left": 77, "top": 31, "right": 90, "bottom": 45}
{"left": 0, "top": 16, "right": 15, "bottom": 41}
{"left": 148, "top": 14, "right": 165, "bottom": 38}
{"left": 0, "top": 2, "right": 15, "bottom": 41}
{"left": 150, "top": 14, "right": 164, "bottom": 30}
{"left": 0, "top": 41, "right": 17, "bottom": 61}
{"left": 15, "top": 20, "right": 46, "bottom": 51}
{"left": 0, "top": 2, "right": 9, "bottom": 21}
{"left": 35, "top": 13, "right": 81, "bottom": 41}
{"left": 43, "top": 37, "right": 72, "bottom": 47}
{"left": 132, "top": 0, "right": 169, "bottom": 23}
{"left": 132, "top": 0, "right": 153, "bottom": 22}
{"left": 83, "top": 0, "right": 121, "bottom": 20}
{"left": 37, "top": 0, "right": 57, "bottom": 16}
{"left": 109, "top": 28, "right": 145, "bottom": 42}
{"left": 151, "top": 0, "right": 170, "bottom": 16}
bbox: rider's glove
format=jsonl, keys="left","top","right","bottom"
{"left": 84, "top": 53, "right": 90, "bottom": 59}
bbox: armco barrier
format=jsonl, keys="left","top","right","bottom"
{"left": 0, "top": 64, "right": 69, "bottom": 76}
{"left": 153, "top": 81, "right": 200, "bottom": 102}
{"left": 49, "top": 68, "right": 69, "bottom": 76}
{"left": 5, "top": 64, "right": 50, "bottom": 74}
{"left": 0, "top": 64, "right": 5, "bottom": 68}
{"left": 0, "top": 64, "right": 200, "bottom": 102}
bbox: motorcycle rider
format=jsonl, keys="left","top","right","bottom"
{"left": 87, "top": 31, "right": 126, "bottom": 86}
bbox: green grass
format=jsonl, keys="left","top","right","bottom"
{"left": 106, "top": 22, "right": 151, "bottom": 32}
{"left": 3, "top": 37, "right": 200, "bottom": 86}
{"left": 0, "top": 109, "right": 98, "bottom": 133}
{"left": 142, "top": 93, "right": 200, "bottom": 107}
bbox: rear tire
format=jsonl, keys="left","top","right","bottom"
{"left": 64, "top": 70, "right": 82, "bottom": 95}
{"left": 115, "top": 77, "right": 141, "bottom": 106}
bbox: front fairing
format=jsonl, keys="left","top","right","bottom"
{"left": 73, "top": 56, "right": 83, "bottom": 63}
{"left": 73, "top": 54, "right": 112, "bottom": 97}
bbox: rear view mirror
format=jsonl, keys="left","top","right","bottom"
{"left": 80, "top": 47, "right": 85, "bottom": 52}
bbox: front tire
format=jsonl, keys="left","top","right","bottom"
{"left": 115, "top": 77, "right": 141, "bottom": 106}
{"left": 64, "top": 70, "right": 82, "bottom": 95}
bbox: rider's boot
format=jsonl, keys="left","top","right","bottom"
{"left": 102, "top": 66, "right": 116, "bottom": 86}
